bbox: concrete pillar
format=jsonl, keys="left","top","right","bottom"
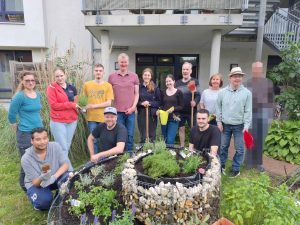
{"left": 100, "top": 30, "right": 110, "bottom": 81}
{"left": 255, "top": 0, "right": 267, "bottom": 61}
{"left": 210, "top": 29, "right": 222, "bottom": 76}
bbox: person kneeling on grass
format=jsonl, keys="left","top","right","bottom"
{"left": 189, "top": 109, "right": 221, "bottom": 156}
{"left": 88, "top": 107, "right": 127, "bottom": 163}
{"left": 21, "top": 127, "right": 71, "bottom": 210}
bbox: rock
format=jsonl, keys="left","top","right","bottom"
{"left": 137, "top": 186, "right": 145, "bottom": 194}
{"left": 185, "top": 199, "right": 193, "bottom": 208}
{"left": 156, "top": 210, "right": 161, "bottom": 216}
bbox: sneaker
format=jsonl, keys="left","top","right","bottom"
{"left": 221, "top": 165, "right": 226, "bottom": 175}
{"left": 229, "top": 170, "right": 240, "bottom": 178}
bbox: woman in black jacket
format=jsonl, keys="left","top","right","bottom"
{"left": 137, "top": 68, "right": 161, "bottom": 143}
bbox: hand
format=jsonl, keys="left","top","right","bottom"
{"left": 125, "top": 107, "right": 136, "bottom": 115}
{"left": 86, "top": 104, "right": 94, "bottom": 110}
{"left": 10, "top": 123, "right": 17, "bottom": 131}
{"left": 40, "top": 175, "right": 56, "bottom": 188}
{"left": 190, "top": 100, "right": 196, "bottom": 107}
{"left": 243, "top": 128, "right": 248, "bottom": 133}
{"left": 156, "top": 110, "right": 160, "bottom": 116}
{"left": 217, "top": 123, "right": 223, "bottom": 132}
{"left": 142, "top": 101, "right": 150, "bottom": 107}
{"left": 75, "top": 104, "right": 82, "bottom": 110}
{"left": 90, "top": 155, "right": 98, "bottom": 163}
{"left": 210, "top": 151, "right": 217, "bottom": 157}
{"left": 39, "top": 170, "right": 52, "bottom": 181}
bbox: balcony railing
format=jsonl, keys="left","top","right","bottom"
{"left": 82, "top": 0, "right": 248, "bottom": 13}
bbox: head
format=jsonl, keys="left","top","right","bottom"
{"left": 117, "top": 53, "right": 129, "bottom": 72}
{"left": 54, "top": 67, "right": 66, "bottom": 86}
{"left": 94, "top": 64, "right": 104, "bottom": 80}
{"left": 228, "top": 67, "right": 245, "bottom": 88}
{"left": 196, "top": 109, "right": 210, "bottom": 130}
{"left": 165, "top": 74, "right": 175, "bottom": 89}
{"left": 31, "top": 127, "right": 49, "bottom": 151}
{"left": 182, "top": 62, "right": 193, "bottom": 80}
{"left": 209, "top": 73, "right": 223, "bottom": 89}
{"left": 104, "top": 107, "right": 118, "bottom": 128}
{"left": 17, "top": 71, "right": 37, "bottom": 92}
{"left": 142, "top": 68, "right": 155, "bottom": 92}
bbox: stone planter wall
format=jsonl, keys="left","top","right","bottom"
{"left": 122, "top": 150, "right": 221, "bottom": 225}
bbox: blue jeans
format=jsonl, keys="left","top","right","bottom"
{"left": 161, "top": 119, "right": 179, "bottom": 145}
{"left": 220, "top": 123, "right": 244, "bottom": 172}
{"left": 50, "top": 120, "right": 77, "bottom": 158}
{"left": 26, "top": 172, "right": 69, "bottom": 210}
{"left": 117, "top": 112, "right": 135, "bottom": 152}
{"left": 88, "top": 121, "right": 101, "bottom": 154}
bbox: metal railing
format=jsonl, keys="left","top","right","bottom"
{"left": 82, "top": 0, "right": 247, "bottom": 12}
{"left": 264, "top": 8, "right": 300, "bottom": 50}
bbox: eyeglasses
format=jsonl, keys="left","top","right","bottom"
{"left": 24, "top": 80, "right": 36, "bottom": 83}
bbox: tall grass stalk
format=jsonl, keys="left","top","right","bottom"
{"left": 0, "top": 107, "right": 17, "bottom": 155}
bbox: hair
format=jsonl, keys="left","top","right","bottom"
{"left": 142, "top": 68, "right": 155, "bottom": 92}
{"left": 166, "top": 74, "right": 175, "bottom": 81}
{"left": 31, "top": 127, "right": 48, "bottom": 139}
{"left": 118, "top": 53, "right": 129, "bottom": 61}
{"left": 197, "top": 109, "right": 210, "bottom": 117}
{"left": 16, "top": 71, "right": 37, "bottom": 92}
{"left": 209, "top": 73, "right": 223, "bottom": 87}
{"left": 94, "top": 63, "right": 104, "bottom": 69}
{"left": 182, "top": 62, "right": 193, "bottom": 69}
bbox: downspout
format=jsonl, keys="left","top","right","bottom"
{"left": 255, "top": 0, "right": 267, "bottom": 61}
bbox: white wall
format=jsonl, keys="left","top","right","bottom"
{"left": 0, "top": 0, "right": 46, "bottom": 48}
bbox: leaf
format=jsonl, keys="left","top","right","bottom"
{"left": 279, "top": 139, "right": 288, "bottom": 147}
{"left": 290, "top": 146, "right": 299, "bottom": 154}
{"left": 281, "top": 149, "right": 289, "bottom": 157}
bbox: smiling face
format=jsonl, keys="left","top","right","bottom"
{"left": 22, "top": 74, "right": 36, "bottom": 91}
{"left": 54, "top": 69, "right": 66, "bottom": 86}
{"left": 118, "top": 56, "right": 129, "bottom": 72}
{"left": 142, "top": 70, "right": 152, "bottom": 84}
{"left": 165, "top": 76, "right": 175, "bottom": 89}
{"left": 182, "top": 63, "right": 192, "bottom": 81}
{"left": 104, "top": 113, "right": 117, "bottom": 128}
{"left": 94, "top": 66, "right": 104, "bottom": 80}
{"left": 229, "top": 74, "right": 243, "bottom": 89}
{"left": 31, "top": 131, "right": 49, "bottom": 152}
{"left": 210, "top": 75, "right": 221, "bottom": 89}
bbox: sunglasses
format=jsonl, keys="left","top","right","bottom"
{"left": 24, "top": 79, "right": 36, "bottom": 83}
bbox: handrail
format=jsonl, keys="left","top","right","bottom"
{"left": 264, "top": 8, "right": 300, "bottom": 51}
{"left": 82, "top": 0, "right": 246, "bottom": 12}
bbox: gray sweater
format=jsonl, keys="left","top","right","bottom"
{"left": 216, "top": 85, "right": 252, "bottom": 130}
{"left": 21, "top": 142, "right": 70, "bottom": 190}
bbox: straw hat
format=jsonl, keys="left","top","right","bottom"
{"left": 229, "top": 67, "right": 245, "bottom": 77}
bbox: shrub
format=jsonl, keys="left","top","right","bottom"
{"left": 264, "top": 120, "right": 300, "bottom": 164}
{"left": 221, "top": 173, "right": 300, "bottom": 225}
{"left": 0, "top": 107, "right": 17, "bottom": 154}
{"left": 183, "top": 155, "right": 205, "bottom": 174}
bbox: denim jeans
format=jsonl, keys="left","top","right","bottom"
{"left": 117, "top": 112, "right": 135, "bottom": 153}
{"left": 26, "top": 172, "right": 69, "bottom": 210}
{"left": 88, "top": 121, "right": 101, "bottom": 154}
{"left": 161, "top": 119, "right": 179, "bottom": 145}
{"left": 16, "top": 129, "right": 32, "bottom": 192}
{"left": 220, "top": 123, "right": 244, "bottom": 172}
{"left": 50, "top": 120, "right": 77, "bottom": 158}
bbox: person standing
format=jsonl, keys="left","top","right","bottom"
{"left": 216, "top": 67, "right": 252, "bottom": 178}
{"left": 158, "top": 74, "right": 184, "bottom": 146}
{"left": 137, "top": 68, "right": 161, "bottom": 143}
{"left": 21, "top": 128, "right": 70, "bottom": 210}
{"left": 8, "top": 71, "right": 43, "bottom": 192}
{"left": 108, "top": 53, "right": 139, "bottom": 153}
{"left": 47, "top": 67, "right": 79, "bottom": 159}
{"left": 200, "top": 73, "right": 223, "bottom": 125}
{"left": 175, "top": 62, "right": 201, "bottom": 148}
{"left": 83, "top": 64, "right": 114, "bottom": 153}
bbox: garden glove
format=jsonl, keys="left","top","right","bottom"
{"left": 39, "top": 170, "right": 52, "bottom": 181}
{"left": 40, "top": 175, "right": 56, "bottom": 188}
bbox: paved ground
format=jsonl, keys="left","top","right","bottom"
{"left": 228, "top": 141, "right": 300, "bottom": 176}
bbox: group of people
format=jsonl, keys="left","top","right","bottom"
{"left": 8, "top": 52, "right": 252, "bottom": 210}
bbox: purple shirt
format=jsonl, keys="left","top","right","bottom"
{"left": 108, "top": 71, "right": 139, "bottom": 112}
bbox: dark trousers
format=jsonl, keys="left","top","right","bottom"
{"left": 16, "top": 129, "right": 32, "bottom": 192}
{"left": 137, "top": 108, "right": 157, "bottom": 143}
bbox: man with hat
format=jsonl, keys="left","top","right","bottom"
{"left": 87, "top": 107, "right": 127, "bottom": 163}
{"left": 216, "top": 67, "right": 252, "bottom": 177}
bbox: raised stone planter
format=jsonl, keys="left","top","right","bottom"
{"left": 122, "top": 150, "right": 221, "bottom": 225}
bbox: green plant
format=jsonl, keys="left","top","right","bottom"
{"left": 101, "top": 172, "right": 115, "bottom": 187}
{"left": 114, "top": 153, "right": 130, "bottom": 176}
{"left": 142, "top": 150, "right": 180, "bottom": 178}
{"left": 153, "top": 139, "right": 167, "bottom": 154}
{"left": 267, "top": 37, "right": 300, "bottom": 120}
{"left": 0, "top": 107, "right": 17, "bottom": 154}
{"left": 90, "top": 165, "right": 104, "bottom": 178}
{"left": 77, "top": 95, "right": 88, "bottom": 108}
{"left": 221, "top": 173, "right": 300, "bottom": 225}
{"left": 79, "top": 174, "right": 93, "bottom": 186}
{"left": 264, "top": 120, "right": 300, "bottom": 164}
{"left": 109, "top": 210, "right": 134, "bottom": 225}
{"left": 183, "top": 155, "right": 205, "bottom": 174}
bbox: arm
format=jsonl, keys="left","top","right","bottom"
{"left": 53, "top": 162, "right": 69, "bottom": 179}
{"left": 188, "top": 143, "right": 196, "bottom": 152}
{"left": 47, "top": 85, "right": 77, "bottom": 111}
{"left": 126, "top": 84, "right": 139, "bottom": 114}
{"left": 88, "top": 133, "right": 96, "bottom": 160}
{"left": 174, "top": 91, "right": 184, "bottom": 112}
{"left": 210, "top": 146, "right": 218, "bottom": 156}
{"left": 199, "top": 90, "right": 205, "bottom": 109}
{"left": 193, "top": 80, "right": 201, "bottom": 105}
{"left": 8, "top": 93, "right": 22, "bottom": 130}
{"left": 93, "top": 142, "right": 125, "bottom": 162}
{"left": 243, "top": 91, "right": 253, "bottom": 131}
{"left": 149, "top": 87, "right": 161, "bottom": 109}
{"left": 216, "top": 92, "right": 223, "bottom": 132}
{"left": 86, "top": 100, "right": 112, "bottom": 110}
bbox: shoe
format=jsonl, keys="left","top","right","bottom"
{"left": 221, "top": 165, "right": 226, "bottom": 175}
{"left": 229, "top": 170, "right": 240, "bottom": 178}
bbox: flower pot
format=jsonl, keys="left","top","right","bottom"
{"left": 212, "top": 217, "right": 235, "bottom": 225}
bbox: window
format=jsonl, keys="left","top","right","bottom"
{"left": 0, "top": 50, "right": 32, "bottom": 99}
{"left": 0, "top": 0, "right": 24, "bottom": 23}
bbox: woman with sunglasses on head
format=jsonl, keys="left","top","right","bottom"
{"left": 8, "top": 71, "right": 43, "bottom": 191}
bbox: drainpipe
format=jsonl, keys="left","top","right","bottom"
{"left": 255, "top": 0, "right": 267, "bottom": 61}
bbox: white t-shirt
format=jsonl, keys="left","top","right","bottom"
{"left": 200, "top": 88, "right": 221, "bottom": 114}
